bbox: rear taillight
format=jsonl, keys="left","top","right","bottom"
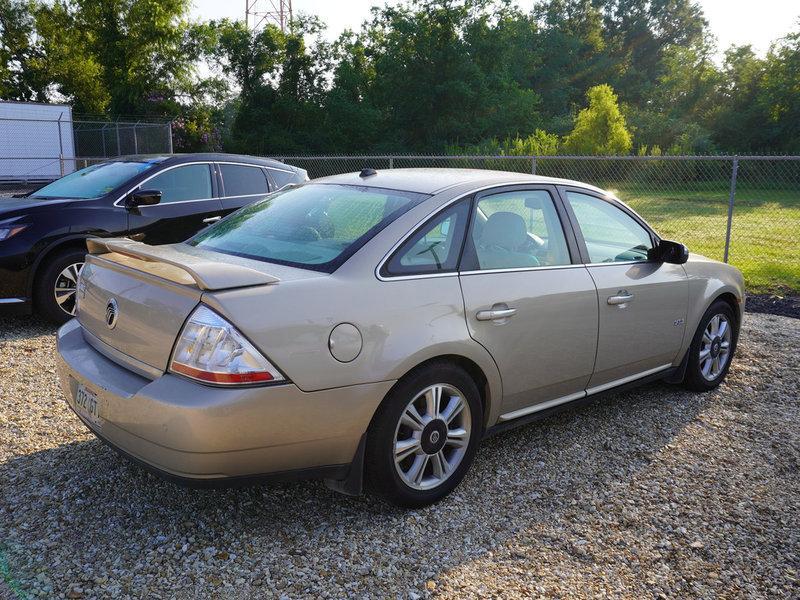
{"left": 169, "top": 305, "right": 284, "bottom": 385}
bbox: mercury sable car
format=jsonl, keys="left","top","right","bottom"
{"left": 56, "top": 169, "right": 744, "bottom": 507}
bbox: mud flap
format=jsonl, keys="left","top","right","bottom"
{"left": 324, "top": 433, "right": 367, "bottom": 496}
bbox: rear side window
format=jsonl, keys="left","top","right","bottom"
{"left": 146, "top": 164, "right": 212, "bottom": 204}
{"left": 220, "top": 164, "right": 269, "bottom": 197}
{"left": 467, "top": 190, "right": 571, "bottom": 270}
{"left": 268, "top": 167, "right": 300, "bottom": 189}
{"left": 382, "top": 200, "right": 470, "bottom": 276}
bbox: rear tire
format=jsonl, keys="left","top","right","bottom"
{"left": 683, "top": 300, "right": 738, "bottom": 392}
{"left": 365, "top": 362, "right": 483, "bottom": 508}
{"left": 34, "top": 248, "right": 87, "bottom": 325}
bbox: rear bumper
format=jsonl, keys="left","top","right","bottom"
{"left": 56, "top": 319, "right": 394, "bottom": 483}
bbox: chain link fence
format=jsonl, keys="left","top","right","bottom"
{"left": 279, "top": 155, "right": 800, "bottom": 294}
{"left": 0, "top": 114, "right": 173, "bottom": 187}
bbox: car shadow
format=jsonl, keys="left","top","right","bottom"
{"left": 0, "top": 379, "right": 711, "bottom": 596}
{"left": 0, "top": 315, "right": 56, "bottom": 342}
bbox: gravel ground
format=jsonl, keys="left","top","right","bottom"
{"left": 1, "top": 313, "right": 798, "bottom": 599}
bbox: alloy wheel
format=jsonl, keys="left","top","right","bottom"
{"left": 393, "top": 383, "right": 472, "bottom": 490}
{"left": 53, "top": 262, "right": 84, "bottom": 316}
{"left": 699, "top": 313, "right": 732, "bottom": 381}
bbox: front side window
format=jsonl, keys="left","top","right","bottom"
{"left": 220, "top": 164, "right": 269, "bottom": 197}
{"left": 467, "top": 190, "right": 571, "bottom": 270}
{"left": 382, "top": 199, "right": 470, "bottom": 276}
{"left": 30, "top": 160, "right": 159, "bottom": 199}
{"left": 146, "top": 164, "right": 213, "bottom": 204}
{"left": 566, "top": 192, "right": 654, "bottom": 263}
{"left": 190, "top": 184, "right": 428, "bottom": 272}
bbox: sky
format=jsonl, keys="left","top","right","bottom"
{"left": 191, "top": 0, "right": 800, "bottom": 60}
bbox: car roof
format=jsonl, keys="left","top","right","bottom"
{"left": 313, "top": 168, "right": 610, "bottom": 196}
{"left": 105, "top": 153, "right": 301, "bottom": 171}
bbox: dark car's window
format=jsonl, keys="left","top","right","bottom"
{"left": 190, "top": 184, "right": 428, "bottom": 272}
{"left": 383, "top": 199, "right": 470, "bottom": 277}
{"left": 146, "top": 164, "right": 213, "bottom": 204}
{"left": 220, "top": 164, "right": 269, "bottom": 197}
{"left": 468, "top": 190, "right": 571, "bottom": 270}
{"left": 29, "top": 161, "right": 158, "bottom": 199}
{"left": 566, "top": 192, "right": 653, "bottom": 263}
{"left": 268, "top": 167, "right": 300, "bottom": 189}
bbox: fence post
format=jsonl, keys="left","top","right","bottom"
{"left": 723, "top": 156, "right": 738, "bottom": 263}
{"left": 167, "top": 121, "right": 174, "bottom": 154}
{"left": 133, "top": 122, "right": 139, "bottom": 154}
{"left": 115, "top": 122, "right": 121, "bottom": 155}
{"left": 531, "top": 156, "right": 537, "bottom": 175}
{"left": 389, "top": 157, "right": 394, "bottom": 169}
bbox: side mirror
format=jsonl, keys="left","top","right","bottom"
{"left": 648, "top": 239, "right": 689, "bottom": 264}
{"left": 125, "top": 189, "right": 162, "bottom": 208}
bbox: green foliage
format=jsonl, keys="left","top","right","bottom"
{"left": 1, "top": 0, "right": 800, "bottom": 155}
{"left": 563, "top": 84, "right": 632, "bottom": 155}
{"left": 0, "top": 0, "right": 48, "bottom": 101}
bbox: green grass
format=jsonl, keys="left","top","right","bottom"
{"left": 607, "top": 182, "right": 800, "bottom": 294}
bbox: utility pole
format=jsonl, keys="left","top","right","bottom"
{"left": 245, "top": 0, "right": 292, "bottom": 32}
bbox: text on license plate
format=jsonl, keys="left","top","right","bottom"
{"left": 74, "top": 384, "right": 102, "bottom": 428}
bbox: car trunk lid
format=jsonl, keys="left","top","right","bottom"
{"left": 77, "top": 239, "right": 281, "bottom": 375}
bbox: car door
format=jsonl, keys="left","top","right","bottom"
{"left": 217, "top": 162, "right": 272, "bottom": 217}
{"left": 562, "top": 188, "right": 688, "bottom": 392}
{"left": 458, "top": 186, "right": 599, "bottom": 420}
{"left": 125, "top": 163, "right": 222, "bottom": 245}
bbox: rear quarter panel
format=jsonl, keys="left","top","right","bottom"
{"left": 203, "top": 273, "right": 503, "bottom": 425}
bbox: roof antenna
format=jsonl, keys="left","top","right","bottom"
{"left": 359, "top": 167, "right": 377, "bottom": 178}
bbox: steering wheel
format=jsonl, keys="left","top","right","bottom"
{"left": 294, "top": 225, "right": 321, "bottom": 241}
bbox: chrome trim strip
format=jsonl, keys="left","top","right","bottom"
{"left": 0, "top": 297, "right": 26, "bottom": 304}
{"left": 460, "top": 264, "right": 585, "bottom": 276}
{"left": 498, "top": 363, "right": 673, "bottom": 423}
{"left": 498, "top": 391, "right": 586, "bottom": 422}
{"left": 82, "top": 327, "right": 162, "bottom": 380}
{"left": 585, "top": 364, "right": 672, "bottom": 396}
{"left": 584, "top": 260, "right": 651, "bottom": 267}
{"left": 113, "top": 161, "right": 214, "bottom": 207}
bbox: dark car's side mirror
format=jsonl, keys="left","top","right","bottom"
{"left": 125, "top": 189, "right": 162, "bottom": 208}
{"left": 648, "top": 239, "right": 689, "bottom": 264}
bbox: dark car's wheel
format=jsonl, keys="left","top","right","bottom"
{"left": 35, "top": 248, "right": 86, "bottom": 324}
{"left": 365, "top": 362, "right": 482, "bottom": 508}
{"left": 683, "top": 300, "right": 739, "bottom": 392}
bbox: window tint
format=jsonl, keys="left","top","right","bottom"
{"left": 221, "top": 164, "right": 269, "bottom": 196}
{"left": 190, "top": 184, "right": 428, "bottom": 272}
{"left": 468, "top": 190, "right": 571, "bottom": 270}
{"left": 566, "top": 192, "right": 653, "bottom": 263}
{"left": 383, "top": 200, "right": 470, "bottom": 276}
{"left": 146, "top": 164, "right": 212, "bottom": 204}
{"left": 268, "top": 168, "right": 299, "bottom": 189}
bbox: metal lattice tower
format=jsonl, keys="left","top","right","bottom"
{"left": 245, "top": 0, "right": 293, "bottom": 32}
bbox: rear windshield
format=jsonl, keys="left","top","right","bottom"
{"left": 189, "top": 183, "right": 429, "bottom": 272}
{"left": 30, "top": 161, "right": 158, "bottom": 199}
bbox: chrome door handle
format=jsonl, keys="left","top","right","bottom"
{"left": 607, "top": 291, "right": 634, "bottom": 305}
{"left": 476, "top": 307, "right": 517, "bottom": 321}
{"left": 202, "top": 216, "right": 222, "bottom": 224}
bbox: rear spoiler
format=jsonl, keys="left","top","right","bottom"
{"left": 86, "top": 238, "right": 280, "bottom": 291}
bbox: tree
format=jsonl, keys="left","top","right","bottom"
{"left": 35, "top": 0, "right": 200, "bottom": 116}
{"left": 0, "top": 0, "right": 47, "bottom": 101}
{"left": 562, "top": 84, "right": 632, "bottom": 154}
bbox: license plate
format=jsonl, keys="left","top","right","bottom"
{"left": 73, "top": 384, "right": 102, "bottom": 429}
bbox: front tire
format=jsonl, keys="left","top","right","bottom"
{"left": 365, "top": 362, "right": 483, "bottom": 508}
{"left": 683, "top": 300, "right": 738, "bottom": 392}
{"left": 34, "top": 248, "right": 86, "bottom": 324}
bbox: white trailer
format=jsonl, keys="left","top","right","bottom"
{"left": 0, "top": 101, "right": 76, "bottom": 181}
